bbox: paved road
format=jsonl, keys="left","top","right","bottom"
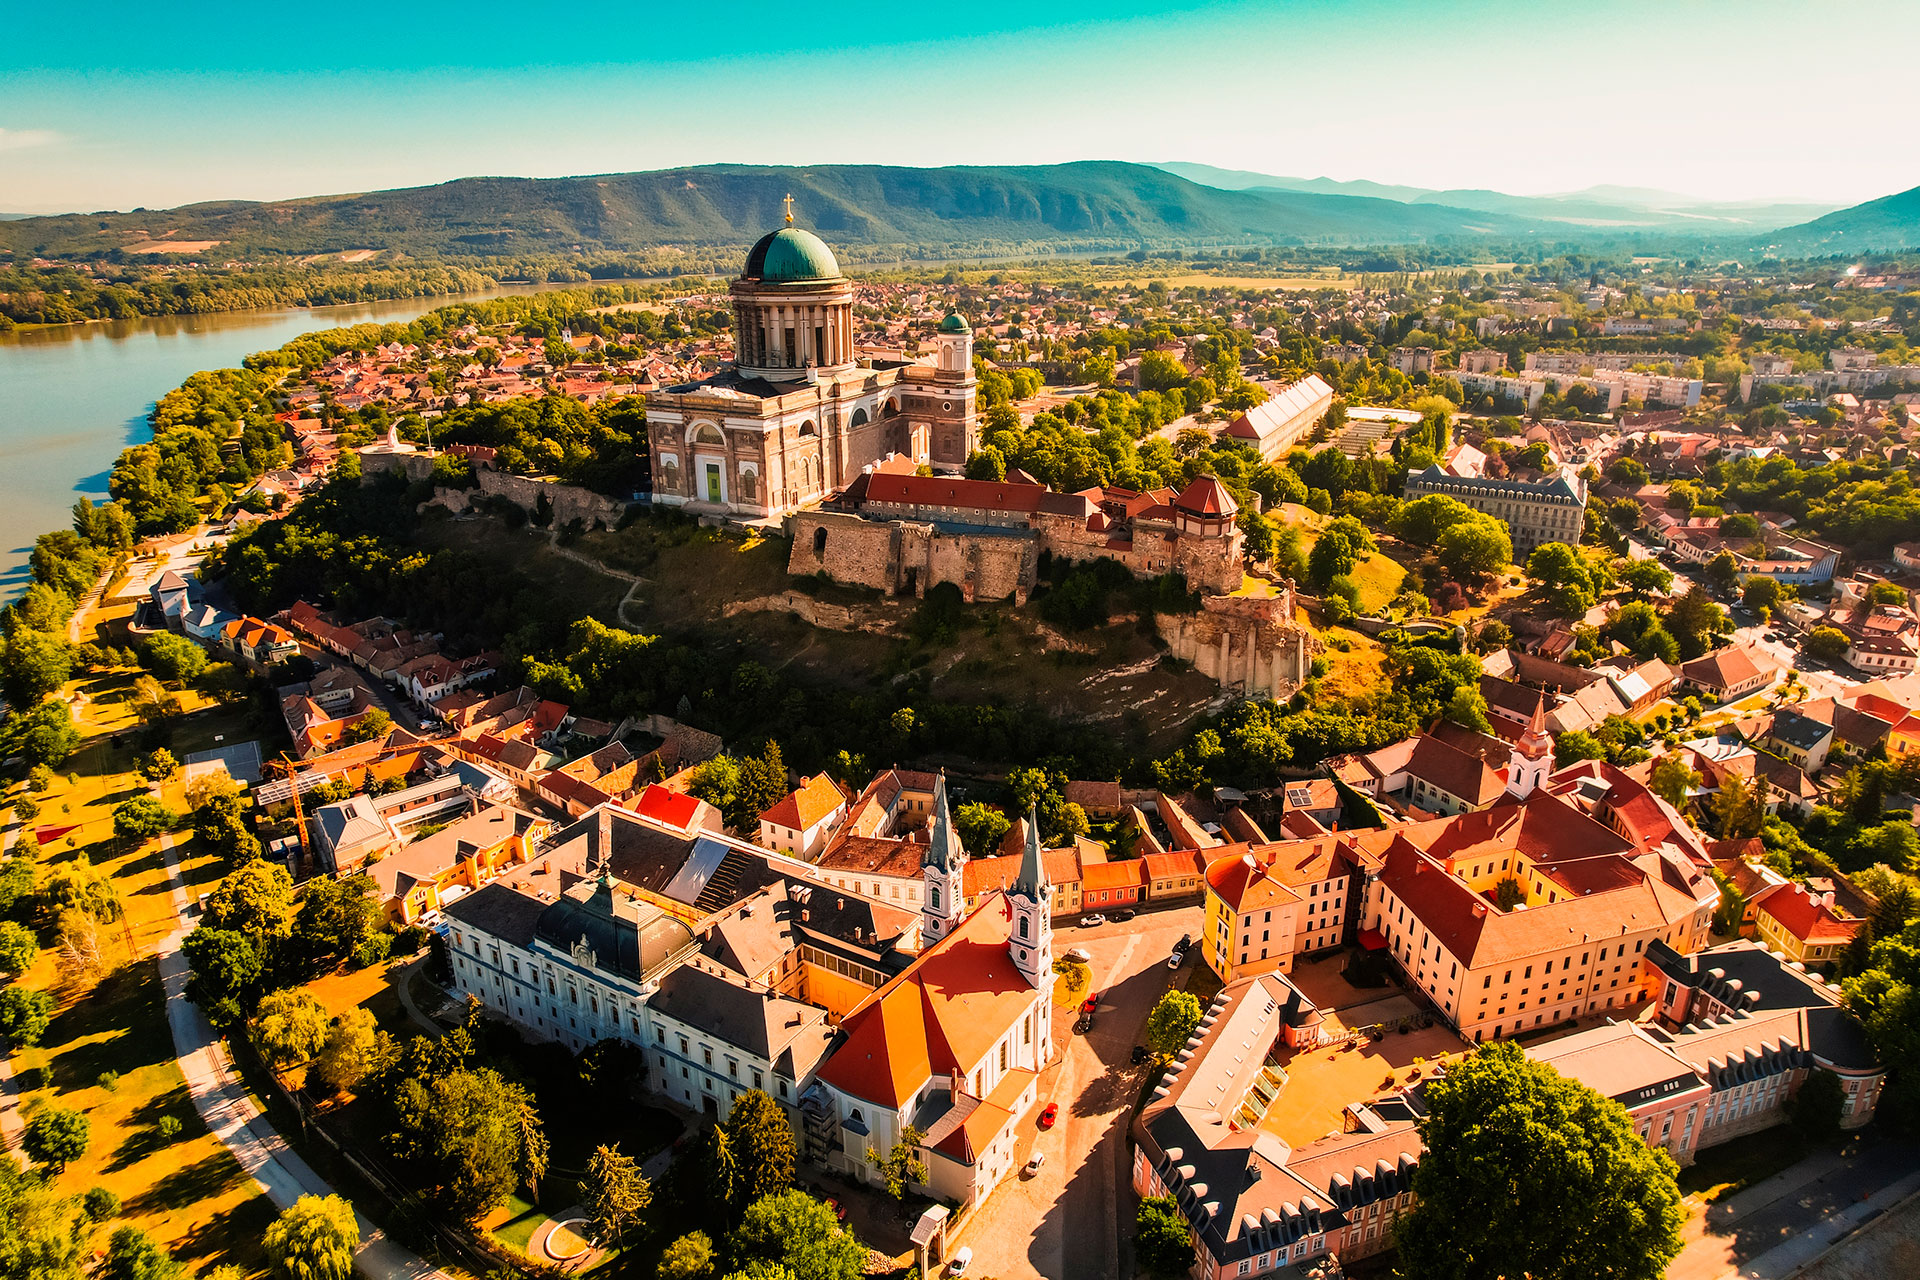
{"left": 955, "top": 906, "right": 1203, "bottom": 1280}
{"left": 1668, "top": 1134, "right": 1920, "bottom": 1280}
{"left": 155, "top": 832, "right": 451, "bottom": 1280}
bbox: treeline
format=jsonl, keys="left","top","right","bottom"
{"left": 0, "top": 261, "right": 504, "bottom": 328}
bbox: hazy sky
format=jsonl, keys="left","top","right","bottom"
{"left": 3, "top": 0, "right": 1912, "bottom": 214}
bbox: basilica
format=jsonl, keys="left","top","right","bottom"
{"left": 646, "top": 212, "right": 978, "bottom": 519}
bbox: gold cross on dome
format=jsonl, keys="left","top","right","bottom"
{"left": 783, "top": 193, "right": 795, "bottom": 225}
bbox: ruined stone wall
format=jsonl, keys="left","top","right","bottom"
{"left": 1157, "top": 590, "right": 1320, "bottom": 700}
{"left": 787, "top": 511, "right": 898, "bottom": 592}
{"left": 925, "top": 533, "right": 1033, "bottom": 604}
{"left": 368, "top": 452, "right": 626, "bottom": 527}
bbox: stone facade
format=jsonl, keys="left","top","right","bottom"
{"left": 787, "top": 511, "right": 1039, "bottom": 604}
{"left": 362, "top": 449, "right": 627, "bottom": 527}
{"left": 1157, "top": 592, "right": 1319, "bottom": 699}
{"left": 645, "top": 226, "right": 977, "bottom": 521}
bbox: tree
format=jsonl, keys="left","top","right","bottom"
{"left": 1144, "top": 990, "right": 1204, "bottom": 1062}
{"left": 0, "top": 920, "right": 36, "bottom": 976}
{"left": 1390, "top": 494, "right": 1477, "bottom": 548}
{"left": 24, "top": 1103, "right": 90, "bottom": 1171}
{"left": 1553, "top": 730, "right": 1606, "bottom": 769}
{"left": 1704, "top": 550, "right": 1741, "bottom": 594}
{"left": 203, "top": 860, "right": 296, "bottom": 940}
{"left": 2, "top": 629, "right": 73, "bottom": 707}
{"left": 1742, "top": 575, "right": 1784, "bottom": 615}
{"left": 1135, "top": 1195, "right": 1194, "bottom": 1278}
{"left": 726, "top": 1090, "right": 795, "bottom": 1208}
{"left": 263, "top": 1195, "right": 358, "bottom": 1280}
{"left": 1788, "top": 1067, "right": 1844, "bottom": 1142}
{"left": 1396, "top": 1042, "right": 1684, "bottom": 1280}
{"left": 1526, "top": 542, "right": 1601, "bottom": 617}
{"left": 583, "top": 1143, "right": 650, "bottom": 1249}
{"left": 657, "top": 1231, "right": 715, "bottom": 1280}
{"left": 1307, "top": 517, "right": 1376, "bottom": 591}
{"left": 311, "top": 1007, "right": 386, "bottom": 1094}
{"left": 1806, "top": 627, "right": 1850, "bottom": 662}
{"left": 393, "top": 1066, "right": 544, "bottom": 1220}
{"left": 1712, "top": 773, "right": 1767, "bottom": 840}
{"left": 139, "top": 633, "right": 208, "bottom": 684}
{"left": 1668, "top": 586, "right": 1733, "bottom": 660}
{"left": 729, "top": 1190, "right": 865, "bottom": 1280}
{"left": 137, "top": 748, "right": 179, "bottom": 782}
{"left": 252, "top": 990, "right": 330, "bottom": 1071}
{"left": 343, "top": 708, "right": 392, "bottom": 745}
{"left": 0, "top": 985, "right": 56, "bottom": 1046}
{"left": 102, "top": 1227, "right": 184, "bottom": 1280}
{"left": 866, "top": 1126, "right": 928, "bottom": 1200}
{"left": 1052, "top": 955, "right": 1092, "bottom": 1006}
{"left": 291, "top": 874, "right": 381, "bottom": 973}
{"left": 1607, "top": 457, "right": 1650, "bottom": 487}
{"left": 1617, "top": 557, "right": 1674, "bottom": 595}
{"left": 112, "top": 795, "right": 176, "bottom": 842}
{"left": 181, "top": 928, "right": 263, "bottom": 1021}
{"left": 15, "top": 700, "right": 81, "bottom": 766}
{"left": 1436, "top": 517, "right": 1511, "bottom": 582}
{"left": 952, "top": 801, "right": 1011, "bottom": 856}
{"left": 1442, "top": 686, "right": 1492, "bottom": 734}
{"left": 1649, "top": 754, "right": 1701, "bottom": 811}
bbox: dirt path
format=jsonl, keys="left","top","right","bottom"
{"left": 542, "top": 528, "right": 649, "bottom": 629}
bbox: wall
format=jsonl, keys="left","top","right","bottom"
{"left": 365, "top": 450, "right": 627, "bottom": 527}
{"left": 1157, "top": 593, "right": 1319, "bottom": 700}
{"left": 787, "top": 511, "right": 1038, "bottom": 604}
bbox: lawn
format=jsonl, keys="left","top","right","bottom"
{"left": 1320, "top": 638, "right": 1388, "bottom": 703}
{"left": 12, "top": 960, "right": 274, "bottom": 1274}
{"left": 1678, "top": 1125, "right": 1813, "bottom": 1203}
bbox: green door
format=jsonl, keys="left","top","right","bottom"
{"left": 705, "top": 463, "right": 722, "bottom": 503}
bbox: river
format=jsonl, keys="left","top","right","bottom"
{"left": 0, "top": 285, "right": 577, "bottom": 596}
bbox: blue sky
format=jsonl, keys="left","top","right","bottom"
{"left": 3, "top": 0, "right": 1913, "bottom": 214}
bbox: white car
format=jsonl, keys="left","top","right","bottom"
{"left": 948, "top": 1246, "right": 974, "bottom": 1275}
{"left": 1024, "top": 1150, "right": 1047, "bottom": 1176}
{"left": 1064, "top": 946, "right": 1093, "bottom": 963}
{"left": 1081, "top": 913, "right": 1107, "bottom": 928}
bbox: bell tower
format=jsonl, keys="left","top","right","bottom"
{"left": 1507, "top": 694, "right": 1554, "bottom": 800}
{"left": 921, "top": 773, "right": 967, "bottom": 945}
{"left": 1007, "top": 804, "right": 1053, "bottom": 989}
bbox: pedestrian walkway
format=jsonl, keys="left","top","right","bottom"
{"left": 155, "top": 832, "right": 450, "bottom": 1280}
{"left": 1729, "top": 1172, "right": 1920, "bottom": 1279}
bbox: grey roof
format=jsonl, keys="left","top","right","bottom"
{"left": 533, "top": 878, "right": 696, "bottom": 982}
{"left": 1408, "top": 464, "right": 1587, "bottom": 504}
{"left": 1766, "top": 710, "right": 1835, "bottom": 753}
{"left": 1013, "top": 802, "right": 1047, "bottom": 900}
{"left": 648, "top": 962, "right": 834, "bottom": 1078}
{"left": 444, "top": 881, "right": 550, "bottom": 948}
{"left": 924, "top": 773, "right": 963, "bottom": 873}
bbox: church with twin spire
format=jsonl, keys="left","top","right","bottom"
{"left": 809, "top": 774, "right": 1057, "bottom": 1209}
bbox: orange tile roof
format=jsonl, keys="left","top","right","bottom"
{"left": 1080, "top": 860, "right": 1146, "bottom": 893}
{"left": 817, "top": 893, "right": 1037, "bottom": 1108}
{"left": 1757, "top": 884, "right": 1865, "bottom": 947}
{"left": 1205, "top": 851, "right": 1302, "bottom": 914}
{"left": 761, "top": 773, "right": 846, "bottom": 832}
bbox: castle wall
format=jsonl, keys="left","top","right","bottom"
{"left": 786, "top": 511, "right": 1036, "bottom": 603}
{"left": 788, "top": 512, "right": 898, "bottom": 592}
{"left": 1158, "top": 593, "right": 1319, "bottom": 701}
{"left": 363, "top": 451, "right": 626, "bottom": 527}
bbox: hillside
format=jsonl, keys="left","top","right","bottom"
{"left": 0, "top": 161, "right": 1558, "bottom": 261}
{"left": 1762, "top": 183, "right": 1920, "bottom": 254}
{"left": 1153, "top": 162, "right": 1836, "bottom": 230}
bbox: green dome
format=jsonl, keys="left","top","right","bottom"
{"left": 938, "top": 311, "right": 969, "bottom": 334}
{"left": 744, "top": 227, "right": 841, "bottom": 283}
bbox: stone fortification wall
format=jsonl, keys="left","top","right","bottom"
{"left": 1158, "top": 590, "right": 1319, "bottom": 701}
{"left": 363, "top": 452, "right": 625, "bottom": 527}
{"left": 786, "top": 511, "right": 1037, "bottom": 603}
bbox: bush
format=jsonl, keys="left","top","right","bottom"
{"left": 352, "top": 933, "right": 393, "bottom": 969}
{"left": 98, "top": 1070, "right": 120, "bottom": 1092}
{"left": 83, "top": 1186, "right": 123, "bottom": 1221}
{"left": 391, "top": 924, "right": 429, "bottom": 955}
{"left": 155, "top": 1115, "right": 183, "bottom": 1142}
{"left": 0, "top": 985, "right": 56, "bottom": 1046}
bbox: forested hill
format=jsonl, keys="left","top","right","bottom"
{"left": 0, "top": 161, "right": 1560, "bottom": 260}
{"left": 1761, "top": 183, "right": 1920, "bottom": 255}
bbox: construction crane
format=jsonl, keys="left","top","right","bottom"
{"left": 267, "top": 753, "right": 313, "bottom": 877}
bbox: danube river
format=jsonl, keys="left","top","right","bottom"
{"left": 0, "top": 286, "right": 570, "bottom": 596}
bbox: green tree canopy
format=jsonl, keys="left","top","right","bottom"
{"left": 728, "top": 1190, "right": 865, "bottom": 1280}
{"left": 1135, "top": 1195, "right": 1195, "bottom": 1278}
{"left": 1396, "top": 1041, "right": 1685, "bottom": 1280}
{"left": 264, "top": 1194, "right": 358, "bottom": 1280}
{"left": 139, "top": 633, "right": 207, "bottom": 684}
{"left": 1144, "top": 990, "right": 1204, "bottom": 1062}
{"left": 24, "top": 1104, "right": 90, "bottom": 1171}
{"left": 726, "top": 1089, "right": 796, "bottom": 1210}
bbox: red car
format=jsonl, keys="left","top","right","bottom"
{"left": 1081, "top": 993, "right": 1100, "bottom": 1014}
{"left": 825, "top": 1197, "right": 847, "bottom": 1222}
{"left": 1038, "top": 1102, "right": 1059, "bottom": 1129}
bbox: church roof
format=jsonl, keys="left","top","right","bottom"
{"left": 938, "top": 312, "right": 970, "bottom": 334}
{"left": 744, "top": 227, "right": 842, "bottom": 283}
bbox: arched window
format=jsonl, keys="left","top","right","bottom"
{"left": 690, "top": 422, "right": 724, "bottom": 446}
{"left": 798, "top": 420, "right": 818, "bottom": 438}
{"left": 849, "top": 407, "right": 869, "bottom": 429}
{"left": 813, "top": 526, "right": 828, "bottom": 556}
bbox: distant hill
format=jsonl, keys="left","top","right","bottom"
{"left": 1761, "top": 184, "right": 1920, "bottom": 254}
{"left": 1152, "top": 162, "right": 1836, "bottom": 231}
{"left": 0, "top": 161, "right": 1569, "bottom": 261}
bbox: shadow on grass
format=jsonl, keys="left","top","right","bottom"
{"left": 43, "top": 963, "right": 174, "bottom": 1090}
{"left": 104, "top": 1083, "right": 201, "bottom": 1172}
{"left": 127, "top": 1148, "right": 251, "bottom": 1214}
{"left": 168, "top": 1184, "right": 279, "bottom": 1268}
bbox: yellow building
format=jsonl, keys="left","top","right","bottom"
{"left": 1202, "top": 837, "right": 1354, "bottom": 983}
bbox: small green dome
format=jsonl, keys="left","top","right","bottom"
{"left": 745, "top": 227, "right": 841, "bottom": 283}
{"left": 938, "top": 311, "right": 969, "bottom": 334}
